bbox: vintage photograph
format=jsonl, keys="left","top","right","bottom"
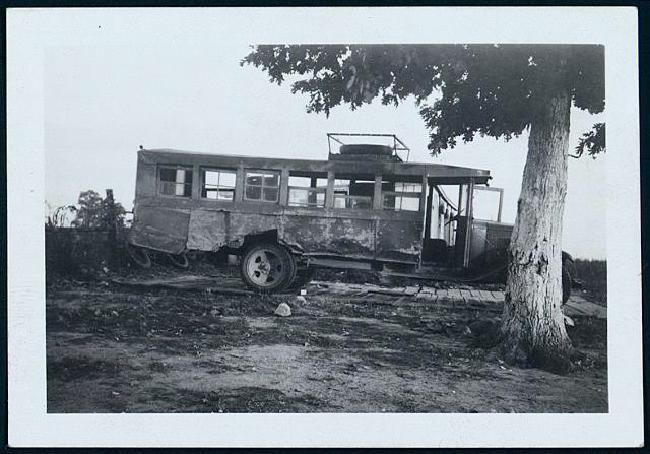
{"left": 8, "top": 6, "right": 642, "bottom": 448}
{"left": 44, "top": 41, "right": 608, "bottom": 413}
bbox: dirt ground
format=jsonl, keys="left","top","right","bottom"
{"left": 46, "top": 268, "right": 608, "bottom": 413}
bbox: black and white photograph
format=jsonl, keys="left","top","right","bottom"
{"left": 7, "top": 6, "right": 643, "bottom": 448}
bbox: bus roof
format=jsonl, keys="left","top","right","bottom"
{"left": 139, "top": 148, "right": 492, "bottom": 184}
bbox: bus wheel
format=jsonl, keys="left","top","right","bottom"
{"left": 240, "top": 243, "right": 293, "bottom": 292}
{"left": 167, "top": 252, "right": 189, "bottom": 269}
{"left": 126, "top": 244, "right": 151, "bottom": 268}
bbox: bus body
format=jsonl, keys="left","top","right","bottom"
{"left": 127, "top": 135, "right": 573, "bottom": 295}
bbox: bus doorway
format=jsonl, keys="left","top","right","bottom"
{"left": 421, "top": 181, "right": 477, "bottom": 268}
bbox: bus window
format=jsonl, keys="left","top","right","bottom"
{"left": 201, "top": 168, "right": 236, "bottom": 201}
{"left": 333, "top": 176, "right": 374, "bottom": 209}
{"left": 382, "top": 180, "right": 422, "bottom": 211}
{"left": 159, "top": 166, "right": 193, "bottom": 197}
{"left": 287, "top": 175, "right": 327, "bottom": 208}
{"left": 472, "top": 186, "right": 504, "bottom": 222}
{"left": 244, "top": 170, "right": 280, "bottom": 203}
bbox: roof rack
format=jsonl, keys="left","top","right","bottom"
{"left": 326, "top": 133, "right": 411, "bottom": 162}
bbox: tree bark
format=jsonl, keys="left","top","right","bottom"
{"left": 500, "top": 89, "right": 572, "bottom": 372}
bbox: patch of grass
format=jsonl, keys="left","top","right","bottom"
{"left": 573, "top": 259, "right": 607, "bottom": 305}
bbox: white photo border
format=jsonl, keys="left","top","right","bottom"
{"left": 7, "top": 6, "right": 643, "bottom": 448}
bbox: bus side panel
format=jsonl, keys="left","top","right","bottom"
{"left": 129, "top": 205, "right": 190, "bottom": 254}
{"left": 230, "top": 212, "right": 282, "bottom": 244}
{"left": 282, "top": 214, "right": 375, "bottom": 256}
{"left": 186, "top": 209, "right": 229, "bottom": 251}
{"left": 186, "top": 210, "right": 282, "bottom": 251}
{"left": 135, "top": 151, "right": 157, "bottom": 198}
{"left": 375, "top": 218, "right": 422, "bottom": 263}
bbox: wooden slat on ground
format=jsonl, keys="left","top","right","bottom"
{"left": 564, "top": 297, "right": 607, "bottom": 319}
{"left": 491, "top": 291, "right": 504, "bottom": 302}
{"left": 436, "top": 289, "right": 449, "bottom": 299}
{"left": 110, "top": 274, "right": 605, "bottom": 320}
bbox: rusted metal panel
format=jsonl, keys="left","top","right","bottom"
{"left": 230, "top": 212, "right": 282, "bottom": 242}
{"left": 129, "top": 205, "right": 190, "bottom": 254}
{"left": 375, "top": 218, "right": 422, "bottom": 263}
{"left": 186, "top": 209, "right": 229, "bottom": 251}
{"left": 186, "top": 209, "right": 284, "bottom": 251}
{"left": 281, "top": 213, "right": 375, "bottom": 256}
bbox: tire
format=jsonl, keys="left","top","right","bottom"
{"left": 562, "top": 260, "right": 574, "bottom": 305}
{"left": 167, "top": 252, "right": 190, "bottom": 269}
{"left": 339, "top": 144, "right": 393, "bottom": 156}
{"left": 240, "top": 243, "right": 294, "bottom": 292}
{"left": 126, "top": 244, "right": 151, "bottom": 268}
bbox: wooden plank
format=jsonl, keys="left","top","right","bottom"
{"left": 416, "top": 293, "right": 437, "bottom": 303}
{"left": 485, "top": 291, "right": 498, "bottom": 303}
{"left": 459, "top": 289, "right": 472, "bottom": 302}
{"left": 404, "top": 286, "right": 420, "bottom": 296}
{"left": 472, "top": 288, "right": 486, "bottom": 300}
{"left": 448, "top": 288, "right": 463, "bottom": 300}
{"left": 368, "top": 288, "right": 407, "bottom": 297}
{"left": 491, "top": 291, "right": 504, "bottom": 302}
{"left": 563, "top": 302, "right": 588, "bottom": 316}
{"left": 436, "top": 289, "right": 449, "bottom": 299}
{"left": 564, "top": 298, "right": 607, "bottom": 319}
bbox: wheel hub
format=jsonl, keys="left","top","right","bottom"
{"left": 246, "top": 249, "right": 283, "bottom": 287}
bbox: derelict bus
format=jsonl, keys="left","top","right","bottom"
{"left": 127, "top": 133, "right": 574, "bottom": 299}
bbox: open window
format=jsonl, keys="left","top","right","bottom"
{"left": 472, "top": 186, "right": 504, "bottom": 222}
{"left": 287, "top": 172, "right": 327, "bottom": 208}
{"left": 158, "top": 166, "right": 193, "bottom": 197}
{"left": 244, "top": 170, "right": 280, "bottom": 203}
{"left": 201, "top": 168, "right": 236, "bottom": 201}
{"left": 382, "top": 180, "right": 422, "bottom": 211}
{"left": 333, "top": 174, "right": 374, "bottom": 209}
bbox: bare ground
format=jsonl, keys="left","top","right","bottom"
{"left": 46, "top": 272, "right": 607, "bottom": 413}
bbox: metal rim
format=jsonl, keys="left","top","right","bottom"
{"left": 245, "top": 247, "right": 285, "bottom": 288}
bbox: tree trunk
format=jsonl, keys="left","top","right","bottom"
{"left": 500, "top": 90, "right": 572, "bottom": 372}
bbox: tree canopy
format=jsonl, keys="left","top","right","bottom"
{"left": 242, "top": 44, "right": 604, "bottom": 155}
{"left": 72, "top": 190, "right": 126, "bottom": 229}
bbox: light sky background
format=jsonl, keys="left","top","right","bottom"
{"left": 45, "top": 42, "right": 605, "bottom": 259}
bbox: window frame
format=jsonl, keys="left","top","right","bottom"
{"left": 331, "top": 175, "right": 375, "bottom": 210}
{"left": 380, "top": 179, "right": 423, "bottom": 212}
{"left": 243, "top": 169, "right": 281, "bottom": 204}
{"left": 333, "top": 193, "right": 374, "bottom": 210}
{"left": 286, "top": 175, "right": 328, "bottom": 208}
{"left": 381, "top": 191, "right": 422, "bottom": 211}
{"left": 200, "top": 167, "right": 238, "bottom": 202}
{"left": 157, "top": 165, "right": 194, "bottom": 199}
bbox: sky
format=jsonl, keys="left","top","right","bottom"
{"left": 44, "top": 42, "right": 606, "bottom": 259}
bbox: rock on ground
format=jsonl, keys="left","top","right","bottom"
{"left": 274, "top": 302, "right": 291, "bottom": 317}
